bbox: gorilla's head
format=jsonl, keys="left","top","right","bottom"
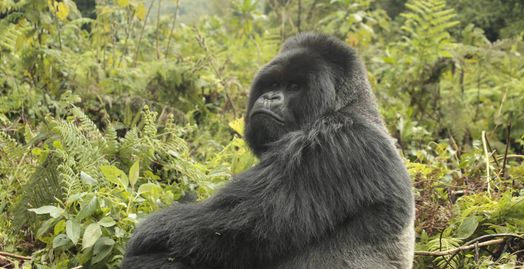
{"left": 244, "top": 33, "right": 379, "bottom": 156}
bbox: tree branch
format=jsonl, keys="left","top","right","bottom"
{"left": 0, "top": 251, "right": 31, "bottom": 260}
{"left": 415, "top": 233, "right": 524, "bottom": 257}
{"left": 415, "top": 238, "right": 504, "bottom": 256}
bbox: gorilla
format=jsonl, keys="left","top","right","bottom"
{"left": 122, "top": 33, "right": 415, "bottom": 269}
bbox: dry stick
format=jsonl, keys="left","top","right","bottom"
{"left": 418, "top": 233, "right": 524, "bottom": 269}
{"left": 111, "top": 20, "right": 118, "bottom": 68}
{"left": 0, "top": 251, "right": 31, "bottom": 260}
{"left": 305, "top": 0, "right": 319, "bottom": 23}
{"left": 133, "top": 0, "right": 155, "bottom": 66}
{"left": 297, "top": 0, "right": 302, "bottom": 32}
{"left": 165, "top": 0, "right": 181, "bottom": 58}
{"left": 51, "top": 0, "right": 63, "bottom": 50}
{"left": 193, "top": 29, "right": 237, "bottom": 117}
{"left": 501, "top": 123, "right": 511, "bottom": 180}
{"left": 463, "top": 233, "right": 524, "bottom": 245}
{"left": 473, "top": 61, "right": 481, "bottom": 121}
{"left": 484, "top": 134, "right": 500, "bottom": 168}
{"left": 497, "top": 154, "right": 524, "bottom": 160}
{"left": 117, "top": 7, "right": 135, "bottom": 68}
{"left": 481, "top": 130, "right": 491, "bottom": 197}
{"left": 155, "top": 0, "right": 162, "bottom": 59}
{"left": 437, "top": 230, "right": 452, "bottom": 267}
{"left": 415, "top": 238, "right": 505, "bottom": 257}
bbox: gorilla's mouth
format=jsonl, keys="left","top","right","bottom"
{"left": 251, "top": 110, "right": 285, "bottom": 125}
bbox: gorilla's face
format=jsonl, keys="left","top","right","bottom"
{"left": 244, "top": 47, "right": 338, "bottom": 156}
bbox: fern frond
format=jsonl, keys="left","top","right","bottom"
{"left": 0, "top": 19, "right": 31, "bottom": 51}
{"left": 0, "top": 0, "right": 17, "bottom": 13}
{"left": 141, "top": 105, "right": 158, "bottom": 138}
{"left": 119, "top": 128, "right": 142, "bottom": 164}
{"left": 58, "top": 160, "right": 81, "bottom": 198}
{"left": 401, "top": 0, "right": 459, "bottom": 45}
{"left": 12, "top": 157, "right": 62, "bottom": 228}
{"left": 427, "top": 237, "right": 462, "bottom": 268}
{"left": 103, "top": 122, "right": 120, "bottom": 156}
{"left": 71, "top": 106, "right": 104, "bottom": 142}
{"left": 0, "top": 130, "right": 29, "bottom": 178}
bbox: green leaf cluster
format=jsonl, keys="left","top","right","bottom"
{"left": 0, "top": 0, "right": 523, "bottom": 268}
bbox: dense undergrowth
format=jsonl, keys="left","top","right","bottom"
{"left": 0, "top": 0, "right": 523, "bottom": 268}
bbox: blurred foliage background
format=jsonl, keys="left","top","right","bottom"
{"left": 0, "top": 0, "right": 523, "bottom": 268}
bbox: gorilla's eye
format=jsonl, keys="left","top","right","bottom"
{"left": 271, "top": 82, "right": 279, "bottom": 88}
{"left": 288, "top": 83, "right": 299, "bottom": 91}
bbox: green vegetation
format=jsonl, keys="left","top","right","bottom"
{"left": 0, "top": 0, "right": 522, "bottom": 268}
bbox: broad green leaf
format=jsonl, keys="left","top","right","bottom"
{"left": 455, "top": 216, "right": 479, "bottom": 239}
{"left": 66, "top": 192, "right": 85, "bottom": 205}
{"left": 129, "top": 160, "right": 140, "bottom": 188}
{"left": 54, "top": 219, "right": 66, "bottom": 235}
{"left": 37, "top": 218, "right": 58, "bottom": 238}
{"left": 100, "top": 165, "right": 128, "bottom": 188}
{"left": 137, "top": 183, "right": 162, "bottom": 198}
{"left": 98, "top": 217, "right": 116, "bottom": 227}
{"left": 82, "top": 223, "right": 102, "bottom": 249}
{"left": 52, "top": 234, "right": 70, "bottom": 249}
{"left": 92, "top": 237, "right": 115, "bottom": 264}
{"left": 76, "top": 196, "right": 98, "bottom": 221}
{"left": 80, "top": 171, "right": 97, "bottom": 185}
{"left": 66, "top": 219, "right": 81, "bottom": 244}
{"left": 29, "top": 205, "right": 63, "bottom": 218}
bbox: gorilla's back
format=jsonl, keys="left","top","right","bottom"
{"left": 274, "top": 207, "right": 415, "bottom": 269}
{"left": 273, "top": 225, "right": 414, "bottom": 269}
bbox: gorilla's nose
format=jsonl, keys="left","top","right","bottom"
{"left": 261, "top": 91, "right": 283, "bottom": 101}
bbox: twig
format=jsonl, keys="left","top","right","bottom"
{"left": 415, "top": 238, "right": 505, "bottom": 256}
{"left": 51, "top": 0, "right": 63, "bottom": 49}
{"left": 0, "top": 251, "right": 31, "bottom": 260}
{"left": 117, "top": 7, "right": 135, "bottom": 68}
{"left": 156, "top": 0, "right": 162, "bottom": 59}
{"left": 473, "top": 60, "right": 481, "bottom": 121}
{"left": 483, "top": 134, "right": 500, "bottom": 168}
{"left": 501, "top": 123, "right": 511, "bottom": 179}
{"left": 440, "top": 233, "right": 524, "bottom": 269}
{"left": 305, "top": 0, "right": 319, "bottom": 23}
{"left": 133, "top": 0, "right": 155, "bottom": 66}
{"left": 416, "top": 232, "right": 524, "bottom": 269}
{"left": 463, "top": 233, "right": 523, "bottom": 245}
{"left": 111, "top": 20, "right": 118, "bottom": 68}
{"left": 481, "top": 130, "right": 491, "bottom": 196}
{"left": 297, "top": 0, "right": 302, "bottom": 32}
{"left": 165, "top": 0, "right": 181, "bottom": 58}
{"left": 496, "top": 154, "right": 524, "bottom": 160}
{"left": 193, "top": 29, "right": 237, "bottom": 117}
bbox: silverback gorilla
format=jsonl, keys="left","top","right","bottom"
{"left": 122, "top": 33, "right": 415, "bottom": 269}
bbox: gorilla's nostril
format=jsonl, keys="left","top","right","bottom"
{"left": 262, "top": 91, "right": 283, "bottom": 101}
{"left": 263, "top": 99, "right": 270, "bottom": 109}
{"left": 272, "top": 92, "right": 283, "bottom": 100}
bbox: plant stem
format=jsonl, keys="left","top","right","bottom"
{"left": 133, "top": 0, "right": 155, "bottom": 66}
{"left": 165, "top": 0, "right": 181, "bottom": 58}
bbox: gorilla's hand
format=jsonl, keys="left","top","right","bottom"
{"left": 122, "top": 205, "right": 199, "bottom": 269}
{"left": 125, "top": 210, "right": 173, "bottom": 256}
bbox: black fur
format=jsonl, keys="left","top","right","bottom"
{"left": 121, "top": 33, "right": 415, "bottom": 269}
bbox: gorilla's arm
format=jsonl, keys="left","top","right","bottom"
{"left": 124, "top": 112, "right": 410, "bottom": 268}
